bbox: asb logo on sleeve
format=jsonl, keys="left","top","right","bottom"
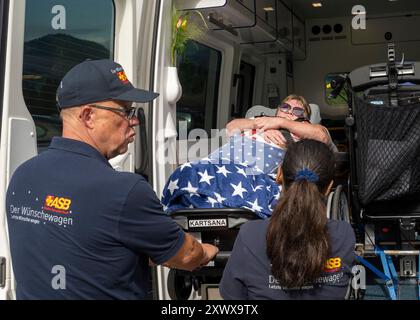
{"left": 44, "top": 195, "right": 72, "bottom": 214}
{"left": 324, "top": 257, "right": 342, "bottom": 273}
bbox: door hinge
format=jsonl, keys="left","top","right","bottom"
{"left": 0, "top": 257, "right": 6, "bottom": 288}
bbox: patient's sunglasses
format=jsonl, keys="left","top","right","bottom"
{"left": 89, "top": 104, "right": 137, "bottom": 120}
{"left": 277, "top": 103, "right": 306, "bottom": 118}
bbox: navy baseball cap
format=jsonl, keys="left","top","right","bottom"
{"left": 56, "top": 59, "right": 159, "bottom": 109}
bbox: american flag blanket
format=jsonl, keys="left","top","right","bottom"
{"left": 161, "top": 134, "right": 284, "bottom": 218}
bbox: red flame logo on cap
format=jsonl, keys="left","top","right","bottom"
{"left": 117, "top": 71, "right": 129, "bottom": 84}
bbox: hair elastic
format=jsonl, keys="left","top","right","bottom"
{"left": 294, "top": 168, "right": 319, "bottom": 183}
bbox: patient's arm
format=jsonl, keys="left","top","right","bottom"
{"left": 226, "top": 116, "right": 288, "bottom": 138}
{"left": 255, "top": 116, "right": 330, "bottom": 145}
{"left": 225, "top": 118, "right": 256, "bottom": 137}
{"left": 262, "top": 129, "right": 287, "bottom": 148}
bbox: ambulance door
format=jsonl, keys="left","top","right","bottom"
{"left": 0, "top": 0, "right": 11, "bottom": 300}
{"left": 151, "top": 0, "right": 236, "bottom": 300}
{"left": 110, "top": 0, "right": 156, "bottom": 173}
{"left": 0, "top": 0, "right": 36, "bottom": 300}
{"left": 0, "top": 0, "right": 116, "bottom": 300}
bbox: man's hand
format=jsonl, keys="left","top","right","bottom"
{"left": 254, "top": 116, "right": 282, "bottom": 131}
{"left": 198, "top": 243, "right": 219, "bottom": 268}
{"left": 163, "top": 234, "right": 219, "bottom": 271}
{"left": 263, "top": 130, "right": 287, "bottom": 148}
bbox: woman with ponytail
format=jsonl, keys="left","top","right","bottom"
{"left": 220, "top": 139, "right": 355, "bottom": 299}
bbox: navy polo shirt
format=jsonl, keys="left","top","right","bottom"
{"left": 220, "top": 219, "right": 356, "bottom": 300}
{"left": 6, "top": 137, "right": 184, "bottom": 300}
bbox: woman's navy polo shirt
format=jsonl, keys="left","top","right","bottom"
{"left": 220, "top": 219, "right": 356, "bottom": 300}
{"left": 6, "top": 137, "right": 184, "bottom": 299}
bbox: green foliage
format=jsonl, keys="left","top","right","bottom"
{"left": 171, "top": 7, "right": 208, "bottom": 66}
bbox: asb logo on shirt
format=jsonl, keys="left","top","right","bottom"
{"left": 44, "top": 195, "right": 72, "bottom": 214}
{"left": 324, "top": 257, "right": 342, "bottom": 273}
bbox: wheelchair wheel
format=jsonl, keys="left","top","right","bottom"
{"left": 167, "top": 269, "right": 193, "bottom": 300}
{"left": 331, "top": 185, "right": 351, "bottom": 223}
{"left": 326, "top": 192, "right": 333, "bottom": 219}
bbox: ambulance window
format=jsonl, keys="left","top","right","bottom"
{"left": 177, "top": 40, "right": 222, "bottom": 138}
{"left": 22, "top": 0, "right": 115, "bottom": 152}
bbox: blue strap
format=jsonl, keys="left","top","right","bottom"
{"left": 386, "top": 255, "right": 398, "bottom": 287}
{"left": 355, "top": 255, "right": 390, "bottom": 282}
{"left": 356, "top": 251, "right": 399, "bottom": 300}
{"left": 377, "top": 250, "right": 397, "bottom": 300}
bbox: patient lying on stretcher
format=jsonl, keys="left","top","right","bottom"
{"left": 161, "top": 95, "right": 335, "bottom": 218}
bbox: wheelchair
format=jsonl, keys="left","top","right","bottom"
{"left": 166, "top": 186, "right": 350, "bottom": 300}
{"left": 166, "top": 208, "right": 257, "bottom": 300}
{"left": 330, "top": 43, "right": 420, "bottom": 300}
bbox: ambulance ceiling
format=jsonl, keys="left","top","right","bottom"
{"left": 291, "top": 0, "right": 420, "bottom": 19}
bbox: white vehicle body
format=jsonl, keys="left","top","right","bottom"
{"left": 1, "top": 0, "right": 420, "bottom": 300}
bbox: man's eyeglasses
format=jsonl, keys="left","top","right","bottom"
{"left": 89, "top": 104, "right": 137, "bottom": 120}
{"left": 277, "top": 103, "right": 306, "bottom": 118}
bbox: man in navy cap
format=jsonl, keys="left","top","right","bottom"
{"left": 6, "top": 60, "right": 218, "bottom": 299}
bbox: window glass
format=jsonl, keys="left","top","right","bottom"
{"left": 23, "top": 0, "right": 114, "bottom": 151}
{"left": 177, "top": 40, "right": 222, "bottom": 137}
{"left": 233, "top": 61, "right": 255, "bottom": 118}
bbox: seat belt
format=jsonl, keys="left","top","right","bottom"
{"left": 279, "top": 129, "right": 294, "bottom": 147}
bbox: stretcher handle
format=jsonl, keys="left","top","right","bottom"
{"left": 213, "top": 251, "right": 231, "bottom": 264}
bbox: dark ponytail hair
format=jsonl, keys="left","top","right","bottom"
{"left": 266, "top": 139, "right": 335, "bottom": 289}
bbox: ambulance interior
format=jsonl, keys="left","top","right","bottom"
{"left": 153, "top": 0, "right": 420, "bottom": 300}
